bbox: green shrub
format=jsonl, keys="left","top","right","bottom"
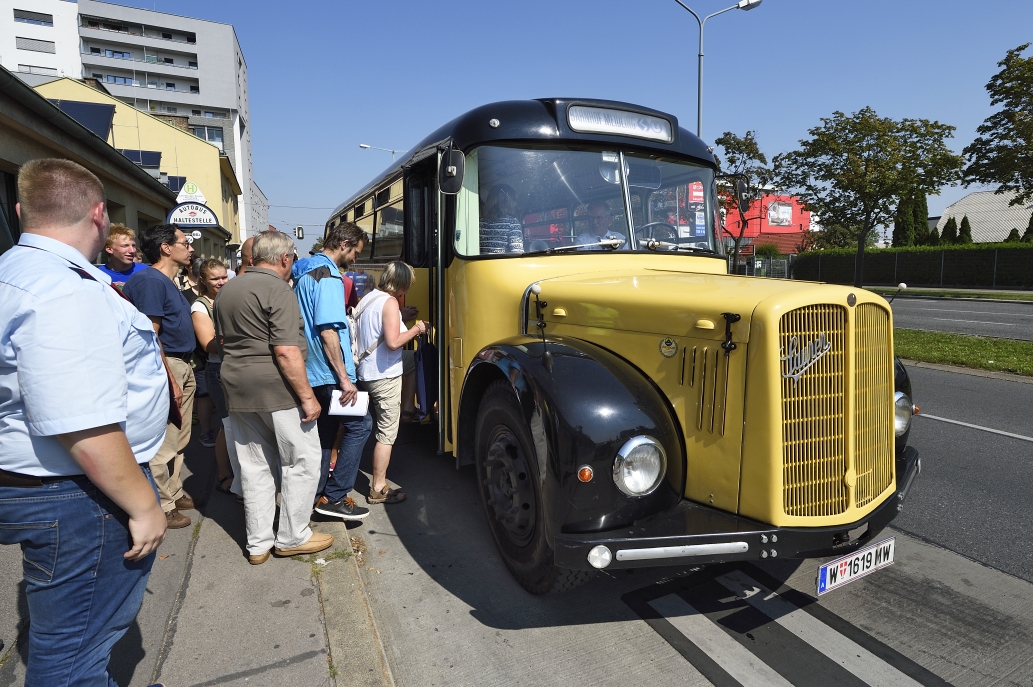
{"left": 792, "top": 243, "right": 1033, "bottom": 287}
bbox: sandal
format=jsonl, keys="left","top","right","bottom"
{"left": 400, "top": 410, "right": 416, "bottom": 423}
{"left": 368, "top": 485, "right": 406, "bottom": 504}
{"left": 215, "top": 475, "right": 234, "bottom": 495}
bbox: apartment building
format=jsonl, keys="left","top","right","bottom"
{"left": 0, "top": 0, "right": 267, "bottom": 237}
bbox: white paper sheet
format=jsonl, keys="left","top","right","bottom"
{"left": 330, "top": 390, "right": 370, "bottom": 416}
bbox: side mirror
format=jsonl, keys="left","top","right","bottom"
{"left": 734, "top": 178, "right": 751, "bottom": 215}
{"left": 438, "top": 148, "right": 466, "bottom": 195}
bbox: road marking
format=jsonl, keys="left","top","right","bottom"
{"left": 930, "top": 317, "right": 1018, "bottom": 326}
{"left": 918, "top": 414, "right": 1033, "bottom": 443}
{"left": 715, "top": 571, "right": 923, "bottom": 687}
{"left": 648, "top": 593, "right": 793, "bottom": 687}
{"left": 916, "top": 307, "right": 1033, "bottom": 318}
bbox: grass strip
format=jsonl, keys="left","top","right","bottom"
{"left": 870, "top": 287, "right": 1033, "bottom": 301}
{"left": 894, "top": 328, "right": 1033, "bottom": 376}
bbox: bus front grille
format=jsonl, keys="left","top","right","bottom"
{"left": 779, "top": 305, "right": 849, "bottom": 517}
{"left": 853, "top": 303, "right": 894, "bottom": 508}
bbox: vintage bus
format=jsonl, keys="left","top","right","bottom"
{"left": 327, "top": 99, "right": 921, "bottom": 594}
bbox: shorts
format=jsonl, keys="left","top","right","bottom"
{"left": 194, "top": 368, "right": 209, "bottom": 397}
{"left": 361, "top": 375, "right": 401, "bottom": 445}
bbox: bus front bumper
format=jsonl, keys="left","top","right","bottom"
{"left": 554, "top": 446, "right": 920, "bottom": 571}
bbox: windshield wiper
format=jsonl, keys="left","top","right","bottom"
{"left": 523, "top": 238, "right": 626, "bottom": 255}
{"left": 640, "top": 238, "right": 718, "bottom": 254}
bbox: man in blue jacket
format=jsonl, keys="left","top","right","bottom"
{"left": 292, "top": 223, "right": 371, "bottom": 520}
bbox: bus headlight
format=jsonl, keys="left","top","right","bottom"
{"left": 894, "top": 391, "right": 913, "bottom": 436}
{"left": 613, "top": 436, "right": 666, "bottom": 496}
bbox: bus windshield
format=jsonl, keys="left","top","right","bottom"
{"left": 454, "top": 145, "right": 720, "bottom": 258}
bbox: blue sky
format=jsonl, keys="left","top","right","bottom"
{"left": 120, "top": 0, "right": 1032, "bottom": 251}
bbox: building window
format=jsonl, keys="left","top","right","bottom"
{"left": 166, "top": 176, "right": 187, "bottom": 192}
{"left": 186, "top": 33, "right": 196, "bottom": 44}
{"left": 163, "top": 57, "right": 173, "bottom": 65}
{"left": 162, "top": 32, "right": 172, "bottom": 39}
{"left": 92, "top": 72, "right": 104, "bottom": 79}
{"left": 165, "top": 106, "right": 177, "bottom": 114}
{"left": 165, "top": 82, "right": 175, "bottom": 90}
{"left": 192, "top": 109, "right": 201, "bottom": 115}
{"left": 16, "top": 37, "right": 56, "bottom": 54}
{"left": 106, "top": 75, "right": 133, "bottom": 85}
{"left": 191, "top": 126, "right": 224, "bottom": 152}
{"left": 189, "top": 85, "right": 199, "bottom": 93}
{"left": 14, "top": 9, "right": 53, "bottom": 26}
{"left": 90, "top": 47, "right": 101, "bottom": 54}
{"left": 105, "top": 49, "right": 131, "bottom": 59}
{"left": 188, "top": 61, "right": 197, "bottom": 69}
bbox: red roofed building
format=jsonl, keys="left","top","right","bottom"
{"left": 722, "top": 194, "right": 812, "bottom": 255}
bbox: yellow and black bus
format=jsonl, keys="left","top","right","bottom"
{"left": 327, "top": 98, "right": 920, "bottom": 594}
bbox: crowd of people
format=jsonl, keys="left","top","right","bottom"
{"left": 0, "top": 159, "right": 426, "bottom": 685}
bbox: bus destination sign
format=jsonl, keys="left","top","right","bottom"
{"left": 567, "top": 105, "right": 673, "bottom": 143}
{"left": 167, "top": 202, "right": 219, "bottom": 227}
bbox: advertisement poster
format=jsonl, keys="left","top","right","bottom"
{"left": 768, "top": 201, "right": 793, "bottom": 226}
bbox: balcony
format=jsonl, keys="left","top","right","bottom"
{"left": 82, "top": 52, "right": 198, "bottom": 76}
{"left": 80, "top": 17, "right": 195, "bottom": 44}
{"left": 100, "top": 81, "right": 202, "bottom": 105}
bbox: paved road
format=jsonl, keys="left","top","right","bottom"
{"left": 894, "top": 364, "right": 1033, "bottom": 582}
{"left": 351, "top": 370, "right": 1033, "bottom": 687}
{"left": 890, "top": 297, "right": 1033, "bottom": 340}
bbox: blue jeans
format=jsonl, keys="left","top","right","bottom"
{"left": 0, "top": 468, "right": 158, "bottom": 686}
{"left": 318, "top": 412, "right": 372, "bottom": 503}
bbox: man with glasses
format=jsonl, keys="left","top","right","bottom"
{"left": 124, "top": 224, "right": 198, "bottom": 528}
{"left": 576, "top": 200, "right": 626, "bottom": 250}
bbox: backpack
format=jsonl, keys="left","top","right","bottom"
{"left": 350, "top": 290, "right": 390, "bottom": 363}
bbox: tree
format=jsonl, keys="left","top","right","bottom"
{"left": 911, "top": 191, "right": 930, "bottom": 244}
{"left": 927, "top": 225, "right": 941, "bottom": 246}
{"left": 809, "top": 224, "right": 876, "bottom": 250}
{"left": 941, "top": 216, "right": 959, "bottom": 243}
{"left": 754, "top": 243, "right": 781, "bottom": 258}
{"left": 958, "top": 215, "right": 974, "bottom": 244}
{"left": 1023, "top": 213, "right": 1033, "bottom": 242}
{"left": 714, "top": 131, "right": 773, "bottom": 271}
{"left": 309, "top": 236, "right": 324, "bottom": 253}
{"left": 892, "top": 195, "right": 915, "bottom": 246}
{"left": 1005, "top": 228, "right": 1022, "bottom": 242}
{"left": 964, "top": 44, "right": 1033, "bottom": 206}
{"left": 774, "top": 107, "right": 963, "bottom": 287}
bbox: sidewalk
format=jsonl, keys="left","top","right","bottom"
{"left": 0, "top": 430, "right": 392, "bottom": 687}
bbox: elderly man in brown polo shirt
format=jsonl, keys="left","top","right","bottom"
{"left": 213, "top": 230, "right": 333, "bottom": 564}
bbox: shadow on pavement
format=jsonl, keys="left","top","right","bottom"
{"left": 362, "top": 422, "right": 807, "bottom": 631}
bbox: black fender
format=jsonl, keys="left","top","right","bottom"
{"left": 458, "top": 335, "right": 685, "bottom": 547}
{"left": 894, "top": 357, "right": 913, "bottom": 454}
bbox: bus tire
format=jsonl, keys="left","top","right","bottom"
{"left": 475, "top": 380, "right": 591, "bottom": 594}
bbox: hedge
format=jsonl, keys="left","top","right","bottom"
{"left": 792, "top": 244, "right": 1033, "bottom": 288}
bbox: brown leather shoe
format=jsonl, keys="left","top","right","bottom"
{"left": 273, "top": 532, "right": 334, "bottom": 557}
{"left": 175, "top": 495, "right": 196, "bottom": 511}
{"left": 248, "top": 551, "right": 271, "bottom": 565}
{"left": 166, "top": 509, "right": 190, "bottom": 529}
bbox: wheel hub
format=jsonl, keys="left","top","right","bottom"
{"left": 484, "top": 426, "right": 536, "bottom": 547}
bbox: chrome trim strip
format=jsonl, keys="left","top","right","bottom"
{"left": 520, "top": 281, "right": 540, "bottom": 336}
{"left": 615, "top": 541, "right": 749, "bottom": 561}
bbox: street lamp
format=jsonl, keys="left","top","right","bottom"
{"left": 673, "top": 0, "right": 764, "bottom": 139}
{"left": 359, "top": 143, "right": 402, "bottom": 163}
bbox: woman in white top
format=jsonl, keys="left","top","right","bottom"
{"left": 190, "top": 259, "right": 235, "bottom": 497}
{"left": 356, "top": 261, "right": 428, "bottom": 504}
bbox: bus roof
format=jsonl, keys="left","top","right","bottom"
{"left": 329, "top": 98, "right": 715, "bottom": 222}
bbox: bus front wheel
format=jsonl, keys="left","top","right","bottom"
{"left": 475, "top": 380, "right": 591, "bottom": 594}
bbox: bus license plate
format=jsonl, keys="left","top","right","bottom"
{"left": 816, "top": 537, "right": 895, "bottom": 596}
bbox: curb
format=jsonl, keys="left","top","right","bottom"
{"left": 316, "top": 524, "right": 394, "bottom": 687}
{"left": 888, "top": 295, "right": 1033, "bottom": 306}
{"left": 899, "top": 358, "right": 1033, "bottom": 385}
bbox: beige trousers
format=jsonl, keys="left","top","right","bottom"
{"left": 149, "top": 357, "right": 196, "bottom": 512}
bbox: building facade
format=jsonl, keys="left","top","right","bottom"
{"left": 935, "top": 191, "right": 1033, "bottom": 243}
{"left": 0, "top": 0, "right": 264, "bottom": 238}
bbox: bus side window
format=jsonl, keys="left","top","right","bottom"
{"left": 374, "top": 201, "right": 403, "bottom": 260}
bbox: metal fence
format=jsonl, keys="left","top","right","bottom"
{"left": 729, "top": 257, "right": 793, "bottom": 278}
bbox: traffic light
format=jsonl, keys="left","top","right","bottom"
{"left": 294, "top": 226, "right": 304, "bottom": 240}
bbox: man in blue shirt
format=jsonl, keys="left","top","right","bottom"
{"left": 292, "top": 222, "right": 371, "bottom": 520}
{"left": 96, "top": 222, "right": 147, "bottom": 289}
{"left": 124, "top": 223, "right": 198, "bottom": 529}
{"left": 0, "top": 159, "right": 168, "bottom": 685}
